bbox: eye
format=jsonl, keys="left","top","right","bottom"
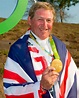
{"left": 47, "top": 19, "right": 52, "bottom": 23}
{"left": 38, "top": 18, "right": 43, "bottom": 21}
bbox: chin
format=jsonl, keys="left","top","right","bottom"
{"left": 39, "top": 35, "right": 48, "bottom": 40}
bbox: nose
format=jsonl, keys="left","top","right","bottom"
{"left": 42, "top": 20, "right": 48, "bottom": 29}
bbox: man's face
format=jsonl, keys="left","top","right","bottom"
{"left": 28, "top": 8, "right": 54, "bottom": 40}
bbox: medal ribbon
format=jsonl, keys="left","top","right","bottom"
{"left": 30, "top": 32, "right": 60, "bottom": 59}
{"left": 49, "top": 36, "right": 60, "bottom": 59}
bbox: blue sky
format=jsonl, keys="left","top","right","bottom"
{"left": 65, "top": 3, "right": 79, "bottom": 24}
{"left": 0, "top": 0, "right": 17, "bottom": 18}
{"left": 0, "top": 0, "right": 79, "bottom": 24}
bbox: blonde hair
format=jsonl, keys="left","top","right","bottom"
{"left": 29, "top": 2, "right": 56, "bottom": 20}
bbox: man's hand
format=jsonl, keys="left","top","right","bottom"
{"left": 40, "top": 66, "right": 59, "bottom": 90}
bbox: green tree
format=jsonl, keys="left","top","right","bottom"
{"left": 39, "top": 0, "right": 79, "bottom": 22}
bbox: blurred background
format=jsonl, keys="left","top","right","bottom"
{"left": 0, "top": 0, "right": 79, "bottom": 24}
{"left": 0, "top": 0, "right": 79, "bottom": 98}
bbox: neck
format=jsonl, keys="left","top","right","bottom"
{"left": 31, "top": 31, "right": 49, "bottom": 40}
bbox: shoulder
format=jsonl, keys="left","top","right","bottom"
{"left": 8, "top": 30, "right": 30, "bottom": 61}
{"left": 53, "top": 35, "right": 66, "bottom": 51}
{"left": 10, "top": 30, "right": 30, "bottom": 50}
{"left": 53, "top": 35, "right": 65, "bottom": 46}
{"left": 52, "top": 35, "right": 67, "bottom": 65}
{"left": 8, "top": 30, "right": 30, "bottom": 57}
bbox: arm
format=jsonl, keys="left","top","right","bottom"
{"left": 3, "top": 57, "right": 46, "bottom": 98}
{"left": 59, "top": 51, "right": 78, "bottom": 98}
{"left": 3, "top": 43, "right": 46, "bottom": 98}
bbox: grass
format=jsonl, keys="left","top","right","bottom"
{"left": 0, "top": 50, "right": 8, "bottom": 56}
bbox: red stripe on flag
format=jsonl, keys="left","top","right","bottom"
{"left": 34, "top": 56, "right": 47, "bottom": 75}
{"left": 3, "top": 69, "right": 26, "bottom": 83}
{"left": 38, "top": 89, "right": 46, "bottom": 98}
{"left": 28, "top": 47, "right": 39, "bottom": 53}
{"left": 35, "top": 69, "right": 43, "bottom": 76}
{"left": 5, "top": 93, "right": 34, "bottom": 98}
{"left": 59, "top": 52, "right": 71, "bottom": 98}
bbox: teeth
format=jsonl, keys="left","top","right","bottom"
{"left": 39, "top": 27, "right": 48, "bottom": 32}
{"left": 40, "top": 28, "right": 48, "bottom": 31}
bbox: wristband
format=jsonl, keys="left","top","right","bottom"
{"left": 40, "top": 84, "right": 47, "bottom": 92}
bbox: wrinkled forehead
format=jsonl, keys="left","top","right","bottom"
{"left": 34, "top": 8, "right": 54, "bottom": 19}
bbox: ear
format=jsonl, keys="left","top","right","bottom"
{"left": 27, "top": 16, "right": 31, "bottom": 26}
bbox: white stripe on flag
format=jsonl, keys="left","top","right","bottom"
{"left": 5, "top": 57, "right": 33, "bottom": 82}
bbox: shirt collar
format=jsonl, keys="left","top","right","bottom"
{"left": 30, "top": 31, "right": 49, "bottom": 45}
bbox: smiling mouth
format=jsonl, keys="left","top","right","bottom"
{"left": 40, "top": 28, "right": 48, "bottom": 31}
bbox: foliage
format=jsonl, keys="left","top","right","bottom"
{"left": 38, "top": 0, "right": 79, "bottom": 8}
{"left": 38, "top": 0, "right": 79, "bottom": 22}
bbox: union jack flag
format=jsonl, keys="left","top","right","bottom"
{"left": 3, "top": 30, "right": 79, "bottom": 98}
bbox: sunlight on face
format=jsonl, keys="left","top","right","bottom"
{"left": 28, "top": 8, "right": 54, "bottom": 40}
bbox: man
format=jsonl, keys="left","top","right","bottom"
{"left": 3, "top": 2, "right": 79, "bottom": 98}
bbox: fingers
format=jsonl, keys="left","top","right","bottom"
{"left": 42, "top": 66, "right": 59, "bottom": 76}
{"left": 40, "top": 66, "right": 59, "bottom": 90}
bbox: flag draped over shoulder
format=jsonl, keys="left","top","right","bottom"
{"left": 3, "top": 30, "right": 78, "bottom": 98}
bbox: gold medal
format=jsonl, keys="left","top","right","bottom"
{"left": 50, "top": 59, "right": 63, "bottom": 73}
